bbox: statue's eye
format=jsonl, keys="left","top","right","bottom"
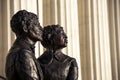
{"left": 58, "top": 30, "right": 63, "bottom": 34}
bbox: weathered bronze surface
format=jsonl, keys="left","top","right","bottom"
{"left": 38, "top": 25, "right": 78, "bottom": 80}
{"left": 5, "top": 10, "right": 43, "bottom": 80}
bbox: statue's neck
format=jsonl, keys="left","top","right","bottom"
{"left": 17, "top": 36, "right": 36, "bottom": 46}
{"left": 47, "top": 48, "right": 61, "bottom": 54}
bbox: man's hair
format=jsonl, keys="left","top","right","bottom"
{"left": 41, "top": 24, "right": 63, "bottom": 48}
{"left": 10, "top": 10, "right": 39, "bottom": 36}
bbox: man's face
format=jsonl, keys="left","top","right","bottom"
{"left": 29, "top": 22, "right": 43, "bottom": 41}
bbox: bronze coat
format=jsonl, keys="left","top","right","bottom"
{"left": 38, "top": 51, "right": 78, "bottom": 80}
{"left": 5, "top": 38, "right": 43, "bottom": 80}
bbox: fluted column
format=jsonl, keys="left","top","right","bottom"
{"left": 114, "top": 0, "right": 120, "bottom": 79}
{"left": 78, "top": 0, "right": 112, "bottom": 80}
{"left": 37, "top": 0, "right": 44, "bottom": 56}
{"left": 98, "top": 0, "right": 112, "bottom": 79}
{"left": 65, "top": 0, "right": 81, "bottom": 80}
{"left": 107, "top": 0, "right": 118, "bottom": 80}
{"left": 0, "top": 0, "right": 11, "bottom": 77}
{"left": 0, "top": 0, "right": 3, "bottom": 76}
{"left": 116, "top": 0, "right": 120, "bottom": 79}
{"left": 78, "top": 0, "right": 94, "bottom": 80}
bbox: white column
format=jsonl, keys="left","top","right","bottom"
{"left": 13, "top": 0, "right": 21, "bottom": 13}
{"left": 0, "top": 0, "right": 3, "bottom": 76}
{"left": 70, "top": 0, "right": 81, "bottom": 80}
{"left": 37, "top": 0, "right": 44, "bottom": 56}
{"left": 79, "top": 0, "right": 113, "bottom": 80}
{"left": 65, "top": 0, "right": 72, "bottom": 56}
{"left": 102, "top": 0, "right": 112, "bottom": 79}
{"left": 20, "top": 0, "right": 27, "bottom": 10}
{"left": 88, "top": 0, "right": 95, "bottom": 80}
{"left": 107, "top": 0, "right": 118, "bottom": 80}
{"left": 98, "top": 0, "right": 112, "bottom": 80}
{"left": 42, "top": 0, "right": 51, "bottom": 25}
{"left": 115, "top": 0, "right": 120, "bottom": 79}
{"left": 93, "top": 0, "right": 101, "bottom": 80}
{"left": 59, "top": 0, "right": 67, "bottom": 53}
{"left": 0, "top": 0, "right": 11, "bottom": 77}
{"left": 89, "top": 0, "right": 101, "bottom": 80}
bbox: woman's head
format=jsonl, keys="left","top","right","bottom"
{"left": 41, "top": 24, "right": 67, "bottom": 50}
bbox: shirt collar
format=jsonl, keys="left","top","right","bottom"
{"left": 42, "top": 50, "right": 68, "bottom": 62}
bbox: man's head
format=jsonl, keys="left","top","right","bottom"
{"left": 41, "top": 24, "right": 68, "bottom": 50}
{"left": 10, "top": 10, "right": 43, "bottom": 41}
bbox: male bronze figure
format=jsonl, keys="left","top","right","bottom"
{"left": 38, "top": 24, "right": 78, "bottom": 80}
{"left": 5, "top": 10, "right": 43, "bottom": 80}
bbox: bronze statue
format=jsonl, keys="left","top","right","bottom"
{"left": 38, "top": 25, "right": 78, "bottom": 80}
{"left": 5, "top": 10, "right": 43, "bottom": 80}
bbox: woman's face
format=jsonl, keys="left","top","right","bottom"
{"left": 53, "top": 28, "right": 68, "bottom": 48}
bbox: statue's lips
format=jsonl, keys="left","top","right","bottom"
{"left": 65, "top": 39, "right": 68, "bottom": 43}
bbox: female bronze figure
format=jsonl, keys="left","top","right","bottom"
{"left": 38, "top": 24, "right": 78, "bottom": 80}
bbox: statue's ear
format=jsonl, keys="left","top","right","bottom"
{"left": 48, "top": 34, "right": 51, "bottom": 39}
{"left": 22, "top": 21, "right": 28, "bottom": 33}
{"left": 23, "top": 25, "right": 28, "bottom": 33}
